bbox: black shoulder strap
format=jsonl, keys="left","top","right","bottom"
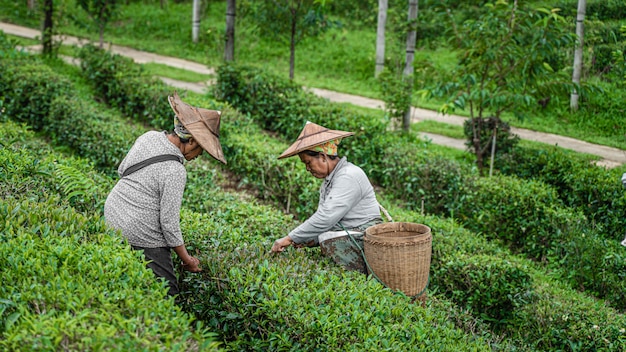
{"left": 122, "top": 155, "right": 183, "bottom": 178}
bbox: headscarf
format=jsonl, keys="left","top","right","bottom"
{"left": 174, "top": 115, "right": 193, "bottom": 140}
{"left": 307, "top": 138, "right": 341, "bottom": 156}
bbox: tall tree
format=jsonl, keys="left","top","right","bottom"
{"left": 402, "top": 0, "right": 418, "bottom": 131}
{"left": 224, "top": 0, "right": 236, "bottom": 61}
{"left": 375, "top": 0, "right": 388, "bottom": 77}
{"left": 77, "top": 0, "right": 119, "bottom": 48}
{"left": 422, "top": 1, "right": 577, "bottom": 173}
{"left": 570, "top": 0, "right": 586, "bottom": 111}
{"left": 42, "top": 0, "right": 54, "bottom": 56}
{"left": 192, "top": 0, "right": 201, "bottom": 43}
{"left": 250, "top": 0, "right": 337, "bottom": 80}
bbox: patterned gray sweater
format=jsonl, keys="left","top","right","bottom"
{"left": 288, "top": 157, "right": 381, "bottom": 244}
{"left": 104, "top": 131, "right": 186, "bottom": 248}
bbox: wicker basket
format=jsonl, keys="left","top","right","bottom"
{"left": 364, "top": 222, "right": 432, "bottom": 300}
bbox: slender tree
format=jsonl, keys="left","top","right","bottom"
{"left": 422, "top": 1, "right": 577, "bottom": 173}
{"left": 225, "top": 0, "right": 236, "bottom": 61}
{"left": 251, "top": 0, "right": 337, "bottom": 80}
{"left": 192, "top": 0, "right": 201, "bottom": 43}
{"left": 402, "top": 0, "right": 418, "bottom": 131}
{"left": 42, "top": 0, "right": 54, "bottom": 56}
{"left": 375, "top": 0, "right": 388, "bottom": 77}
{"left": 76, "top": 0, "right": 119, "bottom": 48}
{"left": 570, "top": 0, "right": 586, "bottom": 111}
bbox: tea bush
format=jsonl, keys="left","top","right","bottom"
{"left": 0, "top": 198, "right": 220, "bottom": 351}
{"left": 78, "top": 44, "right": 173, "bottom": 130}
{"left": 435, "top": 253, "right": 534, "bottom": 324}
{"left": 0, "top": 59, "right": 73, "bottom": 131}
{"left": 501, "top": 146, "right": 626, "bottom": 241}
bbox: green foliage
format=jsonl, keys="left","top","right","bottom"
{"left": 378, "top": 69, "right": 412, "bottom": 129}
{"left": 462, "top": 116, "right": 520, "bottom": 168}
{"left": 0, "top": 58, "right": 73, "bottom": 131}
{"left": 46, "top": 95, "right": 144, "bottom": 172}
{"left": 75, "top": 0, "right": 120, "bottom": 40}
{"left": 435, "top": 253, "right": 534, "bottom": 325}
{"left": 78, "top": 44, "right": 173, "bottom": 130}
{"left": 501, "top": 146, "right": 626, "bottom": 241}
{"left": 0, "top": 197, "right": 220, "bottom": 351}
{"left": 219, "top": 109, "right": 320, "bottom": 219}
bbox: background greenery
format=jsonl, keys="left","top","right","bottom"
{"left": 1, "top": 0, "right": 625, "bottom": 149}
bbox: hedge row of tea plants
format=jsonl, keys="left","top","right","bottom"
{"left": 0, "top": 122, "right": 219, "bottom": 350}
{"left": 500, "top": 146, "right": 626, "bottom": 241}
{"left": 77, "top": 44, "right": 174, "bottom": 131}
{"left": 26, "top": 42, "right": 624, "bottom": 350}
{"left": 0, "top": 55, "right": 145, "bottom": 174}
{"left": 212, "top": 63, "right": 626, "bottom": 311}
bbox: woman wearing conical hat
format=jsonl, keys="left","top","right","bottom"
{"left": 271, "top": 121, "right": 383, "bottom": 273}
{"left": 105, "top": 92, "right": 226, "bottom": 297}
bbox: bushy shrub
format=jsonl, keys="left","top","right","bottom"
{"left": 45, "top": 95, "right": 144, "bottom": 172}
{"left": 502, "top": 146, "right": 626, "bottom": 241}
{"left": 435, "top": 253, "right": 534, "bottom": 324}
{"left": 0, "top": 198, "right": 219, "bottom": 351}
{"left": 78, "top": 44, "right": 173, "bottom": 130}
{"left": 458, "top": 175, "right": 585, "bottom": 260}
{"left": 0, "top": 60, "right": 73, "bottom": 131}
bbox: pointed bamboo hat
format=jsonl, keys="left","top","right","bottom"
{"left": 278, "top": 121, "right": 354, "bottom": 159}
{"left": 168, "top": 92, "right": 227, "bottom": 164}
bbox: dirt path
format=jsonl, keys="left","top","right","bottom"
{"left": 3, "top": 21, "right": 625, "bottom": 168}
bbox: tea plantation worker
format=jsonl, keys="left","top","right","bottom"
{"left": 270, "top": 121, "right": 383, "bottom": 273}
{"left": 104, "top": 92, "right": 226, "bottom": 296}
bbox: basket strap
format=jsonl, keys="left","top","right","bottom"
{"left": 378, "top": 203, "right": 393, "bottom": 222}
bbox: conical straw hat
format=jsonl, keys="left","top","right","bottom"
{"left": 168, "top": 92, "right": 227, "bottom": 164}
{"left": 278, "top": 121, "right": 354, "bottom": 159}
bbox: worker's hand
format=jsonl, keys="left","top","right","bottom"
{"left": 182, "top": 256, "right": 202, "bottom": 273}
{"left": 271, "top": 236, "right": 293, "bottom": 253}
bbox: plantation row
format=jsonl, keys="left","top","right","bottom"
{"left": 1, "top": 33, "right": 626, "bottom": 349}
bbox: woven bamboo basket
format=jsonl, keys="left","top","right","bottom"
{"left": 364, "top": 222, "right": 432, "bottom": 300}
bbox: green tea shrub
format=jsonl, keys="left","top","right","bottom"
{"left": 213, "top": 63, "right": 309, "bottom": 134}
{"left": 219, "top": 109, "right": 319, "bottom": 219}
{"left": 435, "top": 253, "right": 533, "bottom": 324}
{"left": 0, "top": 59, "right": 73, "bottom": 131}
{"left": 177, "top": 208, "right": 494, "bottom": 351}
{"left": 501, "top": 146, "right": 626, "bottom": 241}
{"left": 78, "top": 44, "right": 173, "bottom": 130}
{"left": 45, "top": 95, "right": 144, "bottom": 172}
{"left": 375, "top": 134, "right": 477, "bottom": 215}
{"left": 0, "top": 198, "right": 220, "bottom": 351}
{"left": 513, "top": 279, "right": 626, "bottom": 351}
{"left": 457, "top": 175, "right": 580, "bottom": 260}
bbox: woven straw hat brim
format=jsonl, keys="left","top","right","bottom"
{"left": 168, "top": 92, "right": 227, "bottom": 164}
{"left": 278, "top": 121, "right": 354, "bottom": 159}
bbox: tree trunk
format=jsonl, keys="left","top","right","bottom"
{"left": 375, "top": 0, "right": 388, "bottom": 77}
{"left": 192, "top": 0, "right": 201, "bottom": 43}
{"left": 489, "top": 126, "right": 497, "bottom": 177}
{"left": 42, "top": 0, "right": 53, "bottom": 56}
{"left": 28, "top": 0, "right": 36, "bottom": 11}
{"left": 570, "top": 0, "right": 586, "bottom": 111}
{"left": 224, "top": 0, "right": 236, "bottom": 61}
{"left": 402, "top": 0, "right": 418, "bottom": 131}
{"left": 289, "top": 9, "right": 297, "bottom": 80}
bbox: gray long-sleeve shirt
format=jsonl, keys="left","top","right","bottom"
{"left": 104, "top": 131, "right": 186, "bottom": 248}
{"left": 288, "top": 157, "right": 381, "bottom": 244}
